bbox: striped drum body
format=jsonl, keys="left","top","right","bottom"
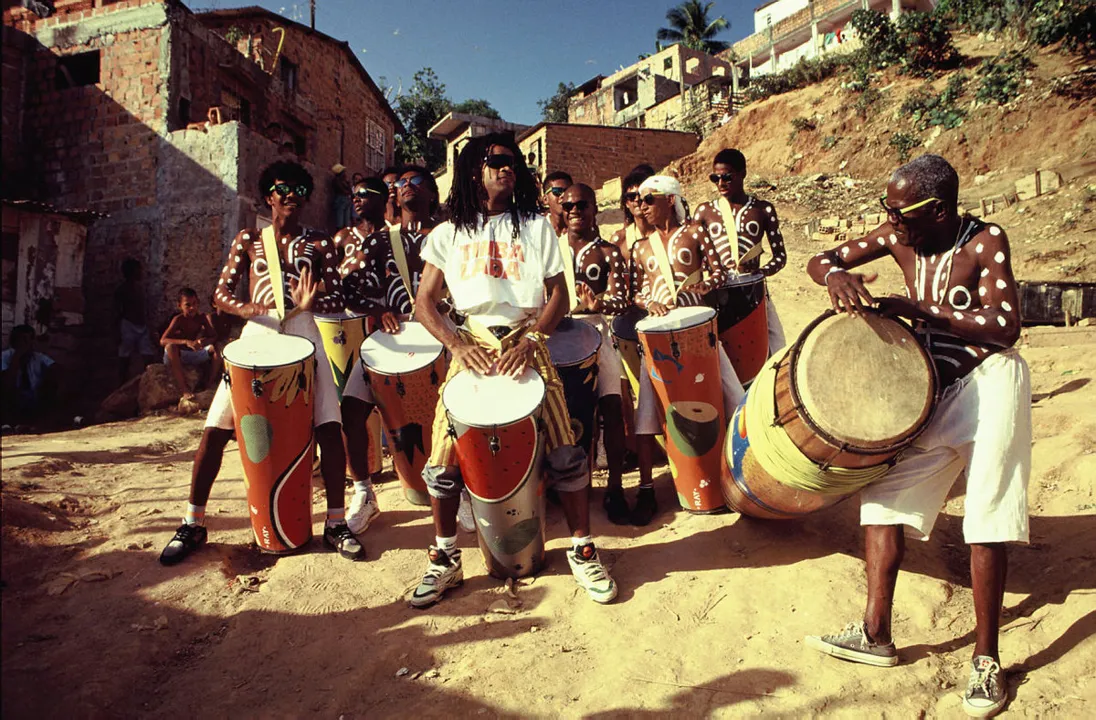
{"left": 721, "top": 311, "right": 938, "bottom": 519}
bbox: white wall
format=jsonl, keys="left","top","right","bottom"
{"left": 753, "top": 0, "right": 810, "bottom": 34}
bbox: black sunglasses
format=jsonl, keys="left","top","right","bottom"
{"left": 484, "top": 154, "right": 516, "bottom": 170}
{"left": 639, "top": 194, "right": 663, "bottom": 206}
{"left": 545, "top": 186, "right": 567, "bottom": 197}
{"left": 352, "top": 187, "right": 384, "bottom": 199}
{"left": 710, "top": 172, "right": 737, "bottom": 184}
{"left": 624, "top": 191, "right": 641, "bottom": 202}
{"left": 562, "top": 200, "right": 590, "bottom": 212}
{"left": 269, "top": 183, "right": 311, "bottom": 199}
{"left": 394, "top": 175, "right": 427, "bottom": 189}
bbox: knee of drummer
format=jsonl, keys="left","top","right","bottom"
{"left": 423, "top": 464, "right": 464, "bottom": 499}
{"left": 546, "top": 445, "right": 589, "bottom": 492}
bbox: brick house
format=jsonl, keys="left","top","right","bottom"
{"left": 2, "top": 0, "right": 400, "bottom": 397}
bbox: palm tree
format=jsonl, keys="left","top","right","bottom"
{"left": 657, "top": 0, "right": 731, "bottom": 55}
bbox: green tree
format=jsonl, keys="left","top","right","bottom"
{"left": 451, "top": 98, "right": 501, "bottom": 119}
{"left": 393, "top": 68, "right": 451, "bottom": 169}
{"left": 656, "top": 0, "right": 731, "bottom": 55}
{"left": 537, "top": 81, "right": 576, "bottom": 123}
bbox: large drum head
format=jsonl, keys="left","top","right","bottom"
{"left": 546, "top": 318, "right": 601, "bottom": 367}
{"left": 721, "top": 272, "right": 765, "bottom": 288}
{"left": 360, "top": 322, "right": 443, "bottom": 375}
{"left": 636, "top": 306, "right": 716, "bottom": 334}
{"left": 611, "top": 307, "right": 646, "bottom": 344}
{"left": 313, "top": 311, "right": 369, "bottom": 325}
{"left": 224, "top": 334, "right": 314, "bottom": 369}
{"left": 443, "top": 368, "right": 545, "bottom": 428}
{"left": 795, "top": 313, "right": 934, "bottom": 447}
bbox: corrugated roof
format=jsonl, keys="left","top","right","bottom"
{"left": 2, "top": 199, "right": 106, "bottom": 223}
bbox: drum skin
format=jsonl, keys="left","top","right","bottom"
{"left": 546, "top": 319, "right": 601, "bottom": 459}
{"left": 444, "top": 370, "right": 547, "bottom": 580}
{"left": 721, "top": 395, "right": 844, "bottom": 519}
{"left": 362, "top": 329, "right": 446, "bottom": 507}
{"left": 637, "top": 309, "right": 727, "bottom": 513}
{"left": 224, "top": 338, "right": 315, "bottom": 553}
{"left": 707, "top": 276, "right": 768, "bottom": 386}
{"left": 314, "top": 313, "right": 383, "bottom": 475}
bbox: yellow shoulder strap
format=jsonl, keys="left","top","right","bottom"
{"left": 648, "top": 226, "right": 684, "bottom": 302}
{"left": 261, "top": 225, "right": 286, "bottom": 320}
{"left": 717, "top": 196, "right": 740, "bottom": 267}
{"left": 557, "top": 233, "right": 578, "bottom": 313}
{"left": 387, "top": 224, "right": 415, "bottom": 311}
{"left": 625, "top": 224, "right": 637, "bottom": 246}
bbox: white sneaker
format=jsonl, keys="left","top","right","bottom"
{"left": 457, "top": 489, "right": 476, "bottom": 533}
{"left": 567, "top": 543, "right": 617, "bottom": 604}
{"left": 409, "top": 547, "right": 463, "bottom": 608}
{"left": 595, "top": 437, "right": 608, "bottom": 470}
{"left": 347, "top": 491, "right": 380, "bottom": 534}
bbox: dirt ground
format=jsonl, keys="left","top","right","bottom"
{"left": 4, "top": 219, "right": 1095, "bottom": 717}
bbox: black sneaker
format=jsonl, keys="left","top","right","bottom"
{"left": 805, "top": 622, "right": 899, "bottom": 667}
{"left": 323, "top": 522, "right": 365, "bottom": 560}
{"left": 603, "top": 487, "right": 631, "bottom": 525}
{"left": 159, "top": 523, "right": 208, "bottom": 566}
{"left": 630, "top": 486, "right": 658, "bottom": 526}
{"left": 963, "top": 655, "right": 1006, "bottom": 717}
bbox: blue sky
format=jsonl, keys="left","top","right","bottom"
{"left": 188, "top": 0, "right": 759, "bottom": 125}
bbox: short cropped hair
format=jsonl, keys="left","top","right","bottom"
{"left": 178, "top": 287, "right": 199, "bottom": 301}
{"left": 713, "top": 148, "right": 746, "bottom": 172}
{"left": 542, "top": 171, "right": 573, "bottom": 190}
{"left": 891, "top": 154, "right": 960, "bottom": 209}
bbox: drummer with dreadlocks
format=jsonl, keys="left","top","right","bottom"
{"left": 409, "top": 132, "right": 618, "bottom": 608}
{"left": 804, "top": 154, "right": 1030, "bottom": 718}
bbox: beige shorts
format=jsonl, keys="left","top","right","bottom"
{"left": 860, "top": 350, "right": 1032, "bottom": 544}
{"left": 205, "top": 311, "right": 342, "bottom": 430}
{"left": 574, "top": 313, "right": 623, "bottom": 398}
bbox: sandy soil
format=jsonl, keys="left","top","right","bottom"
{"left": 4, "top": 222, "right": 1095, "bottom": 717}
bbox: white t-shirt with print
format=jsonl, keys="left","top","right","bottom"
{"left": 422, "top": 213, "right": 564, "bottom": 328}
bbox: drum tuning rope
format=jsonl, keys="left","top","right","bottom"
{"left": 750, "top": 351, "right": 889, "bottom": 495}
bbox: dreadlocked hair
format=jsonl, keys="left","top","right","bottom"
{"left": 446, "top": 132, "right": 539, "bottom": 238}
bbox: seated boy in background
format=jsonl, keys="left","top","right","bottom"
{"left": 160, "top": 288, "right": 220, "bottom": 400}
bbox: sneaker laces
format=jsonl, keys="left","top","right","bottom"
{"left": 969, "top": 658, "right": 1001, "bottom": 697}
{"left": 574, "top": 546, "right": 609, "bottom": 582}
{"left": 422, "top": 548, "right": 455, "bottom": 583}
{"left": 172, "top": 525, "right": 200, "bottom": 543}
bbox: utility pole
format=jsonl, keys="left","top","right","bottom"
{"left": 309, "top": 0, "right": 316, "bottom": 29}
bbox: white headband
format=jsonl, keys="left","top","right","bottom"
{"left": 638, "top": 175, "right": 686, "bottom": 223}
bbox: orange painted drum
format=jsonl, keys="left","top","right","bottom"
{"left": 314, "top": 312, "right": 383, "bottom": 475}
{"left": 223, "top": 335, "right": 316, "bottom": 553}
{"left": 636, "top": 306, "right": 727, "bottom": 514}
{"left": 706, "top": 273, "right": 769, "bottom": 386}
{"left": 443, "top": 368, "right": 547, "bottom": 579}
{"left": 721, "top": 312, "right": 938, "bottom": 519}
{"left": 359, "top": 322, "right": 446, "bottom": 507}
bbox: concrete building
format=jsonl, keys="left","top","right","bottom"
{"left": 729, "top": 0, "right": 935, "bottom": 78}
{"left": 427, "top": 112, "right": 528, "bottom": 201}
{"left": 2, "top": 0, "right": 400, "bottom": 395}
{"left": 567, "top": 43, "right": 735, "bottom": 133}
{"left": 517, "top": 123, "right": 699, "bottom": 197}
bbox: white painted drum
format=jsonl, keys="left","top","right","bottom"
{"left": 443, "top": 367, "right": 545, "bottom": 428}
{"left": 635, "top": 305, "right": 717, "bottom": 334}
{"left": 222, "top": 334, "right": 315, "bottom": 369}
{"left": 359, "top": 321, "right": 443, "bottom": 375}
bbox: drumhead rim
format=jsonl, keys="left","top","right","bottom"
{"left": 442, "top": 369, "right": 546, "bottom": 429}
{"left": 788, "top": 310, "right": 939, "bottom": 453}
{"left": 635, "top": 306, "right": 717, "bottom": 335}
{"left": 313, "top": 311, "right": 371, "bottom": 322}
{"left": 547, "top": 321, "right": 603, "bottom": 368}
{"left": 223, "top": 335, "right": 316, "bottom": 369}
{"left": 359, "top": 322, "right": 444, "bottom": 375}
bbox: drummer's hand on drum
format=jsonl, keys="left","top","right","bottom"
{"left": 825, "top": 269, "right": 877, "bottom": 316}
{"left": 875, "top": 295, "right": 927, "bottom": 322}
{"left": 450, "top": 341, "right": 495, "bottom": 375}
{"left": 289, "top": 266, "right": 319, "bottom": 312}
{"left": 497, "top": 336, "right": 534, "bottom": 378}
{"left": 576, "top": 284, "right": 600, "bottom": 313}
{"left": 379, "top": 311, "right": 401, "bottom": 333}
{"left": 647, "top": 301, "right": 672, "bottom": 317}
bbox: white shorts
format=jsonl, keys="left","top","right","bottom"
{"left": 343, "top": 359, "right": 375, "bottom": 403}
{"left": 635, "top": 343, "right": 745, "bottom": 435}
{"left": 575, "top": 314, "right": 623, "bottom": 398}
{"left": 118, "top": 319, "right": 157, "bottom": 358}
{"left": 205, "top": 311, "right": 342, "bottom": 430}
{"left": 860, "top": 349, "right": 1032, "bottom": 544}
{"left": 765, "top": 287, "right": 786, "bottom": 355}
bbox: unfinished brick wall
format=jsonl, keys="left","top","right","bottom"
{"left": 520, "top": 124, "right": 699, "bottom": 192}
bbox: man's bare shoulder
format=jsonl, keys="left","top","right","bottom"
{"left": 233, "top": 228, "right": 259, "bottom": 249}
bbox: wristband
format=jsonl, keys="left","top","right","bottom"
{"left": 824, "top": 267, "right": 847, "bottom": 284}
{"left": 524, "top": 330, "right": 548, "bottom": 344}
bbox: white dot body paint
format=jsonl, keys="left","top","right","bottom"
{"left": 242, "top": 234, "right": 250, "bottom": 241}
{"left": 996, "top": 279, "right": 1007, "bottom": 289}
{"left": 979, "top": 286, "right": 987, "bottom": 297}
{"left": 994, "top": 251, "right": 1005, "bottom": 263}
{"left": 981, "top": 269, "right": 989, "bottom": 277}
{"left": 889, "top": 234, "right": 897, "bottom": 244}
{"left": 841, "top": 247, "right": 850, "bottom": 256}
{"left": 859, "top": 242, "right": 868, "bottom": 249}
{"left": 820, "top": 259, "right": 831, "bottom": 265}
{"left": 989, "top": 226, "right": 1001, "bottom": 236}
{"left": 997, "top": 315, "right": 1007, "bottom": 327}
{"left": 975, "top": 316, "right": 986, "bottom": 325}
{"left": 930, "top": 306, "right": 940, "bottom": 315}
{"left": 1001, "top": 301, "right": 1012, "bottom": 312}
{"left": 954, "top": 311, "right": 964, "bottom": 320}
{"left": 877, "top": 237, "right": 886, "bottom": 246}
{"left": 975, "top": 243, "right": 984, "bottom": 254}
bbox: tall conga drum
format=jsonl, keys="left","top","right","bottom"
{"left": 706, "top": 273, "right": 769, "bottom": 386}
{"left": 722, "top": 311, "right": 938, "bottom": 519}
{"left": 359, "top": 322, "right": 446, "bottom": 506}
{"left": 611, "top": 307, "right": 647, "bottom": 401}
{"left": 223, "top": 335, "right": 316, "bottom": 553}
{"left": 443, "top": 368, "right": 547, "bottom": 579}
{"left": 314, "top": 312, "right": 383, "bottom": 474}
{"left": 636, "top": 306, "right": 727, "bottom": 513}
{"left": 546, "top": 318, "right": 601, "bottom": 458}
